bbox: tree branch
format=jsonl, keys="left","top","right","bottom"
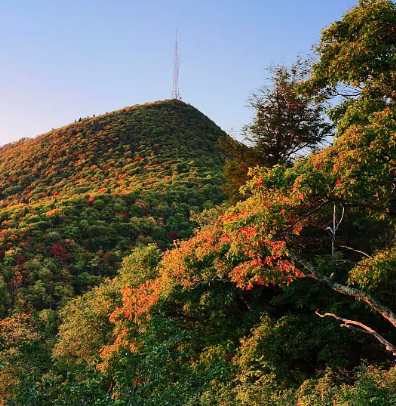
{"left": 278, "top": 198, "right": 329, "bottom": 236}
{"left": 315, "top": 310, "right": 396, "bottom": 356}
{"left": 339, "top": 245, "right": 373, "bottom": 259}
{"left": 289, "top": 252, "right": 396, "bottom": 329}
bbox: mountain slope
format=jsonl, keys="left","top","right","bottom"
{"left": 0, "top": 99, "right": 227, "bottom": 317}
{"left": 0, "top": 99, "right": 224, "bottom": 204}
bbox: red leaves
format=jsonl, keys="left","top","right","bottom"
{"left": 229, "top": 258, "right": 265, "bottom": 290}
{"left": 15, "top": 272, "right": 23, "bottom": 282}
{"left": 51, "top": 244, "right": 69, "bottom": 262}
{"left": 87, "top": 196, "right": 95, "bottom": 205}
{"left": 118, "top": 211, "right": 130, "bottom": 221}
{"left": 16, "top": 255, "right": 26, "bottom": 263}
{"left": 168, "top": 230, "right": 177, "bottom": 241}
{"left": 238, "top": 226, "right": 257, "bottom": 240}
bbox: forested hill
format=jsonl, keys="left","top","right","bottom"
{"left": 0, "top": 99, "right": 225, "bottom": 204}
{"left": 0, "top": 99, "right": 226, "bottom": 322}
{"left": 3, "top": 1, "right": 396, "bottom": 404}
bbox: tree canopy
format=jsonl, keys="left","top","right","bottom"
{"left": 245, "top": 60, "right": 333, "bottom": 166}
{"left": 223, "top": 60, "right": 333, "bottom": 199}
{"left": 2, "top": 1, "right": 396, "bottom": 405}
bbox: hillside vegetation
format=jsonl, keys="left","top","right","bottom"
{"left": 0, "top": 99, "right": 227, "bottom": 403}
{"left": 0, "top": 99, "right": 225, "bottom": 203}
{"left": 2, "top": 1, "right": 396, "bottom": 405}
{"left": 0, "top": 99, "right": 227, "bottom": 308}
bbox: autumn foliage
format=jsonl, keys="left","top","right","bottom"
{"left": 2, "top": 1, "right": 396, "bottom": 405}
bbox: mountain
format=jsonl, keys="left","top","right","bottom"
{"left": 0, "top": 99, "right": 224, "bottom": 203}
{"left": 0, "top": 99, "right": 227, "bottom": 316}
{"left": 3, "top": 1, "right": 396, "bottom": 404}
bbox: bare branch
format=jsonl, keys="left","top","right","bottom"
{"left": 334, "top": 91, "right": 361, "bottom": 98}
{"left": 289, "top": 252, "right": 396, "bottom": 329}
{"left": 327, "top": 204, "right": 345, "bottom": 256}
{"left": 339, "top": 245, "right": 373, "bottom": 259}
{"left": 315, "top": 310, "right": 396, "bottom": 356}
{"left": 240, "top": 295, "right": 252, "bottom": 310}
{"left": 191, "top": 275, "right": 230, "bottom": 289}
{"left": 335, "top": 205, "right": 345, "bottom": 232}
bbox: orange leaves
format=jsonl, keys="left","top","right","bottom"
{"left": 0, "top": 312, "right": 40, "bottom": 348}
{"left": 229, "top": 258, "right": 265, "bottom": 290}
{"left": 102, "top": 276, "right": 166, "bottom": 366}
{"left": 107, "top": 171, "right": 311, "bottom": 347}
{"left": 15, "top": 272, "right": 23, "bottom": 282}
{"left": 228, "top": 237, "right": 301, "bottom": 290}
{"left": 99, "top": 161, "right": 328, "bottom": 371}
{"left": 238, "top": 226, "right": 257, "bottom": 240}
{"left": 87, "top": 195, "right": 95, "bottom": 204}
{"left": 45, "top": 208, "right": 64, "bottom": 217}
{"left": 113, "top": 280, "right": 162, "bottom": 324}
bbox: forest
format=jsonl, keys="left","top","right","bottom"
{"left": 1, "top": 0, "right": 396, "bottom": 404}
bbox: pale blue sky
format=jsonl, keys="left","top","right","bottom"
{"left": 0, "top": 0, "right": 357, "bottom": 146}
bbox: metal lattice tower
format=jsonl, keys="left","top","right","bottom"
{"left": 172, "top": 30, "right": 181, "bottom": 100}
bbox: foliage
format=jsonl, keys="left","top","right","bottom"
{"left": 0, "top": 99, "right": 227, "bottom": 402}
{"left": 244, "top": 60, "right": 333, "bottom": 166}
{"left": 48, "top": 1, "right": 396, "bottom": 404}
{"left": 3, "top": 1, "right": 396, "bottom": 404}
{"left": 222, "top": 60, "right": 333, "bottom": 198}
{"left": 303, "top": 0, "right": 396, "bottom": 103}
{"left": 0, "top": 99, "right": 226, "bottom": 314}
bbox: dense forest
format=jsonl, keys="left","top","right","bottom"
{"left": 0, "top": 100, "right": 227, "bottom": 404}
{"left": 1, "top": 0, "right": 396, "bottom": 404}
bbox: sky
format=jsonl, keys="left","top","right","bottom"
{"left": 0, "top": 0, "right": 358, "bottom": 146}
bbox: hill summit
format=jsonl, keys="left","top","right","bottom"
{"left": 0, "top": 99, "right": 226, "bottom": 204}
{"left": 0, "top": 99, "right": 227, "bottom": 317}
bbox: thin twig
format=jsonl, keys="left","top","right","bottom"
{"left": 327, "top": 204, "right": 345, "bottom": 256}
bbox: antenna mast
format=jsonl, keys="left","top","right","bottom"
{"left": 172, "top": 30, "right": 181, "bottom": 100}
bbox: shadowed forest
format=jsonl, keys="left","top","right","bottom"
{"left": 1, "top": 1, "right": 396, "bottom": 404}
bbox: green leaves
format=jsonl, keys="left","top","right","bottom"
{"left": 244, "top": 60, "right": 333, "bottom": 168}
{"left": 306, "top": 0, "right": 396, "bottom": 101}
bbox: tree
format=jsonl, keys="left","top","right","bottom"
{"left": 245, "top": 60, "right": 333, "bottom": 167}
{"left": 220, "top": 135, "right": 262, "bottom": 200}
{"left": 13, "top": 2, "right": 396, "bottom": 403}
{"left": 304, "top": 0, "right": 396, "bottom": 104}
{"left": 98, "top": 1, "right": 396, "bottom": 393}
{"left": 223, "top": 60, "right": 333, "bottom": 200}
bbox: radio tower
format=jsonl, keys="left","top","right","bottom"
{"left": 172, "top": 30, "right": 181, "bottom": 100}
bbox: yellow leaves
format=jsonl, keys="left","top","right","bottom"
{"left": 45, "top": 208, "right": 64, "bottom": 217}
{"left": 0, "top": 313, "right": 41, "bottom": 363}
{"left": 1, "top": 220, "right": 14, "bottom": 227}
{"left": 348, "top": 245, "right": 396, "bottom": 291}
